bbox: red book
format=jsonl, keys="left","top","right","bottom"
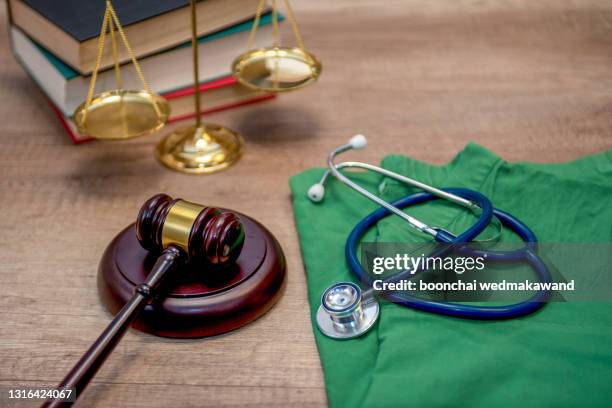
{"left": 50, "top": 76, "right": 275, "bottom": 144}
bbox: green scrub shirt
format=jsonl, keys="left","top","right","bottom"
{"left": 290, "top": 143, "right": 612, "bottom": 407}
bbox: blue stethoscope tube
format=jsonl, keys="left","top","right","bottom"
{"left": 346, "top": 188, "right": 552, "bottom": 319}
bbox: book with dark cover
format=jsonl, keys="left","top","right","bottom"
{"left": 21, "top": 0, "right": 190, "bottom": 41}
{"left": 9, "top": 0, "right": 262, "bottom": 73}
{"left": 9, "top": 13, "right": 277, "bottom": 116}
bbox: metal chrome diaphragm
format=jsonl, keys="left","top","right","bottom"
{"left": 316, "top": 282, "right": 379, "bottom": 340}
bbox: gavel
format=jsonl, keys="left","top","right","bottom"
{"left": 43, "top": 194, "right": 245, "bottom": 408}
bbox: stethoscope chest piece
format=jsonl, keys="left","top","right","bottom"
{"left": 316, "top": 282, "right": 379, "bottom": 340}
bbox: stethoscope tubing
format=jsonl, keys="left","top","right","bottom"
{"left": 346, "top": 188, "right": 552, "bottom": 319}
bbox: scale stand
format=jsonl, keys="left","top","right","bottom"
{"left": 155, "top": 0, "right": 244, "bottom": 174}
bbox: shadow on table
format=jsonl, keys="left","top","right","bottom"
{"left": 65, "top": 145, "right": 163, "bottom": 196}
{"left": 232, "top": 103, "right": 321, "bottom": 145}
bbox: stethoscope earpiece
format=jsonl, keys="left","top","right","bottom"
{"left": 307, "top": 135, "right": 367, "bottom": 204}
{"left": 348, "top": 134, "right": 367, "bottom": 149}
{"left": 316, "top": 282, "right": 380, "bottom": 339}
{"left": 307, "top": 183, "right": 325, "bottom": 202}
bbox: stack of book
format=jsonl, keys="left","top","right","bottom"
{"left": 8, "top": 0, "right": 277, "bottom": 143}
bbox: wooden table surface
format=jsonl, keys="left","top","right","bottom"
{"left": 1, "top": 1, "right": 610, "bottom": 407}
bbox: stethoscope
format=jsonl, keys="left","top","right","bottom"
{"left": 308, "top": 135, "right": 552, "bottom": 340}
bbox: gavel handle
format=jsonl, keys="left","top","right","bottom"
{"left": 42, "top": 246, "right": 184, "bottom": 408}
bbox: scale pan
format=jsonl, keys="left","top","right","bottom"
{"left": 73, "top": 90, "right": 170, "bottom": 140}
{"left": 232, "top": 47, "right": 321, "bottom": 92}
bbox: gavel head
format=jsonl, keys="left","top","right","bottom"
{"left": 136, "top": 194, "right": 245, "bottom": 267}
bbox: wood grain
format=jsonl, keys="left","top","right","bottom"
{"left": 0, "top": 0, "right": 611, "bottom": 407}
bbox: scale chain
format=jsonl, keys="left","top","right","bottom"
{"left": 246, "top": 0, "right": 267, "bottom": 52}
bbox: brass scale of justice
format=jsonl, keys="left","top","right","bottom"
{"left": 74, "top": 0, "right": 322, "bottom": 174}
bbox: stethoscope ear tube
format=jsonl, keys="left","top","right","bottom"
{"left": 344, "top": 189, "right": 551, "bottom": 321}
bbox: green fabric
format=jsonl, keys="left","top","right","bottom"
{"left": 290, "top": 143, "right": 612, "bottom": 408}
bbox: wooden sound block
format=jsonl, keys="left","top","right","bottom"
{"left": 98, "top": 213, "right": 286, "bottom": 338}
